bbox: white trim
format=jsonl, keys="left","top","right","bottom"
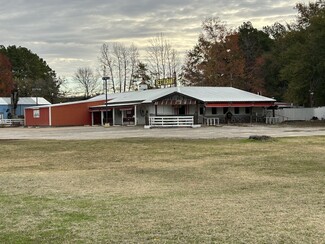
{"left": 33, "top": 109, "right": 40, "bottom": 118}
{"left": 49, "top": 106, "right": 52, "bottom": 126}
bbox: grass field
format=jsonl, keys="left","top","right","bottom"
{"left": 0, "top": 137, "right": 324, "bottom": 243}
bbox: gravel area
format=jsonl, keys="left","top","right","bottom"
{"left": 1, "top": 124, "right": 325, "bottom": 140}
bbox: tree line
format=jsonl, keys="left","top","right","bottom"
{"left": 182, "top": 0, "right": 325, "bottom": 106}
{"left": 0, "top": 1, "right": 324, "bottom": 106}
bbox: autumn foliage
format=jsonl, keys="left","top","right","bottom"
{"left": 0, "top": 53, "right": 14, "bottom": 96}
{"left": 183, "top": 2, "right": 325, "bottom": 106}
{"left": 182, "top": 18, "right": 266, "bottom": 93}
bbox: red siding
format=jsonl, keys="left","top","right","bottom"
{"left": 51, "top": 101, "right": 103, "bottom": 126}
{"left": 25, "top": 100, "right": 104, "bottom": 127}
{"left": 25, "top": 107, "right": 50, "bottom": 126}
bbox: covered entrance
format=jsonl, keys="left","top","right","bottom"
{"left": 205, "top": 101, "right": 275, "bottom": 124}
{"left": 89, "top": 103, "right": 139, "bottom": 126}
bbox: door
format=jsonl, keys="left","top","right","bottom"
{"left": 178, "top": 106, "right": 186, "bottom": 115}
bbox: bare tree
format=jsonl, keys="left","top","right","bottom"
{"left": 99, "top": 42, "right": 140, "bottom": 93}
{"left": 73, "top": 67, "right": 99, "bottom": 98}
{"left": 112, "top": 43, "right": 124, "bottom": 92}
{"left": 120, "top": 45, "right": 129, "bottom": 92}
{"left": 128, "top": 44, "right": 139, "bottom": 90}
{"left": 99, "top": 43, "right": 116, "bottom": 93}
{"left": 146, "top": 33, "right": 181, "bottom": 87}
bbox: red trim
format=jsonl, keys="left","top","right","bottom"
{"left": 89, "top": 107, "right": 112, "bottom": 112}
{"left": 206, "top": 102, "right": 274, "bottom": 108}
{"left": 119, "top": 107, "right": 133, "bottom": 111}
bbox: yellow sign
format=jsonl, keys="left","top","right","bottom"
{"left": 155, "top": 78, "right": 175, "bottom": 86}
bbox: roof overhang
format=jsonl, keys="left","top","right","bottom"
{"left": 89, "top": 102, "right": 140, "bottom": 112}
{"left": 205, "top": 102, "right": 275, "bottom": 108}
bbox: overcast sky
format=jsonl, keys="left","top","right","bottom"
{"left": 0, "top": 0, "right": 310, "bottom": 81}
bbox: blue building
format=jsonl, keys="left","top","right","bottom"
{"left": 0, "top": 97, "right": 51, "bottom": 119}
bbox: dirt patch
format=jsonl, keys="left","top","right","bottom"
{"left": 280, "top": 120, "right": 325, "bottom": 127}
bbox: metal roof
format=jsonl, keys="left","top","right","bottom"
{"left": 89, "top": 87, "right": 275, "bottom": 105}
{"left": 22, "top": 87, "right": 275, "bottom": 110}
{"left": 178, "top": 87, "right": 275, "bottom": 102}
{"left": 0, "top": 97, "right": 51, "bottom": 105}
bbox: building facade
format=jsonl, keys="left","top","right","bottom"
{"left": 25, "top": 87, "right": 276, "bottom": 127}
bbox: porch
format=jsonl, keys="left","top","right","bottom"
{"left": 89, "top": 103, "right": 139, "bottom": 126}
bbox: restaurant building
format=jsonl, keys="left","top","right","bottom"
{"left": 24, "top": 87, "right": 275, "bottom": 127}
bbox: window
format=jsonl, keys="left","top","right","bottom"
{"left": 33, "top": 109, "right": 40, "bottom": 118}
{"left": 212, "top": 107, "right": 217, "bottom": 115}
{"left": 223, "top": 107, "right": 229, "bottom": 114}
{"left": 245, "top": 107, "right": 251, "bottom": 114}
{"left": 199, "top": 107, "right": 204, "bottom": 115}
{"left": 234, "top": 107, "right": 240, "bottom": 114}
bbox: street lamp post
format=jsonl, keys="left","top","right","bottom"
{"left": 102, "top": 76, "right": 110, "bottom": 125}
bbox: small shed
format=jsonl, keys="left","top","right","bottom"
{"left": 0, "top": 97, "right": 50, "bottom": 120}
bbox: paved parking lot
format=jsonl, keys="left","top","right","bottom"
{"left": 1, "top": 125, "right": 325, "bottom": 140}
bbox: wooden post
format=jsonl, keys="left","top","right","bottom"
{"left": 134, "top": 105, "right": 137, "bottom": 126}
{"left": 250, "top": 107, "right": 253, "bottom": 124}
{"left": 113, "top": 108, "right": 115, "bottom": 126}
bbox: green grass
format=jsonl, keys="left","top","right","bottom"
{"left": 0, "top": 137, "right": 324, "bottom": 243}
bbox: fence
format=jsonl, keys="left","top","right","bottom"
{"left": 203, "top": 117, "right": 220, "bottom": 126}
{"left": 274, "top": 107, "right": 325, "bottom": 122}
{"left": 0, "top": 119, "right": 24, "bottom": 126}
{"left": 265, "top": 117, "right": 280, "bottom": 124}
{"left": 149, "top": 116, "right": 194, "bottom": 127}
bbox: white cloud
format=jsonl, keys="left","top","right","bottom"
{"left": 0, "top": 0, "right": 310, "bottom": 79}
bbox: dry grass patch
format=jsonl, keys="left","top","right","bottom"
{"left": 0, "top": 137, "right": 324, "bottom": 243}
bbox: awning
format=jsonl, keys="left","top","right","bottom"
{"left": 89, "top": 107, "right": 112, "bottom": 112}
{"left": 205, "top": 102, "right": 274, "bottom": 108}
{"left": 89, "top": 102, "right": 140, "bottom": 112}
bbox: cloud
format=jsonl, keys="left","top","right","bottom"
{"left": 0, "top": 0, "right": 308, "bottom": 79}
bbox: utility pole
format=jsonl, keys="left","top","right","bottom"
{"left": 102, "top": 76, "right": 110, "bottom": 125}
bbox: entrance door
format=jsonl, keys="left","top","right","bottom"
{"left": 179, "top": 106, "right": 186, "bottom": 115}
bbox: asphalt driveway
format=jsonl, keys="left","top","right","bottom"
{"left": 1, "top": 125, "right": 325, "bottom": 140}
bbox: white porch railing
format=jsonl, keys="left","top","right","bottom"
{"left": 203, "top": 117, "right": 220, "bottom": 126}
{"left": 265, "top": 116, "right": 280, "bottom": 124}
{"left": 149, "top": 116, "right": 194, "bottom": 127}
{"left": 0, "top": 119, "right": 24, "bottom": 126}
